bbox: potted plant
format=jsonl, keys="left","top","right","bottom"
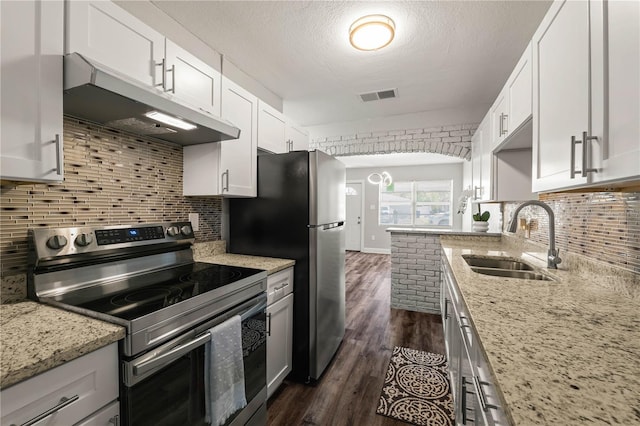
{"left": 472, "top": 207, "right": 490, "bottom": 232}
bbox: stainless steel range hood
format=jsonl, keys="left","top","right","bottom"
{"left": 63, "top": 53, "right": 240, "bottom": 145}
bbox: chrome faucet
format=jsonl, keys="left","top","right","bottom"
{"left": 507, "top": 200, "right": 562, "bottom": 269}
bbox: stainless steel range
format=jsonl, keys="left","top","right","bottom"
{"left": 28, "top": 222, "right": 268, "bottom": 426}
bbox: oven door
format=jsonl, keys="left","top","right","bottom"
{"left": 121, "top": 293, "right": 267, "bottom": 426}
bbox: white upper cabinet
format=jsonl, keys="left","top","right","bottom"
{"left": 257, "top": 101, "right": 287, "bottom": 153}
{"left": 490, "top": 42, "right": 532, "bottom": 150}
{"left": 532, "top": 0, "right": 639, "bottom": 192}
{"left": 66, "top": 0, "right": 164, "bottom": 88}
{"left": 591, "top": 0, "right": 640, "bottom": 184}
{"left": 1, "top": 0, "right": 64, "bottom": 182}
{"left": 471, "top": 114, "right": 492, "bottom": 201}
{"left": 285, "top": 122, "right": 310, "bottom": 152}
{"left": 183, "top": 77, "right": 257, "bottom": 197}
{"left": 532, "top": 0, "right": 591, "bottom": 192}
{"left": 165, "top": 39, "right": 222, "bottom": 116}
{"left": 507, "top": 42, "right": 533, "bottom": 136}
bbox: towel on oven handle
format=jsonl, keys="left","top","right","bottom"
{"left": 204, "top": 315, "right": 247, "bottom": 426}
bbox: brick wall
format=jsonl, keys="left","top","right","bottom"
{"left": 390, "top": 232, "right": 443, "bottom": 314}
{"left": 310, "top": 123, "right": 478, "bottom": 160}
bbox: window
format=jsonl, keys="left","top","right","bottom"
{"left": 379, "top": 180, "right": 453, "bottom": 226}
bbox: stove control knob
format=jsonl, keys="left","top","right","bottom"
{"left": 75, "top": 233, "right": 93, "bottom": 247}
{"left": 180, "top": 225, "right": 193, "bottom": 236}
{"left": 46, "top": 235, "right": 68, "bottom": 250}
{"left": 167, "top": 226, "right": 180, "bottom": 237}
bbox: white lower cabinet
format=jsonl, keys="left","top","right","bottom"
{"left": 266, "top": 267, "right": 294, "bottom": 398}
{"left": 441, "top": 254, "right": 508, "bottom": 426}
{"left": 0, "top": 343, "right": 119, "bottom": 426}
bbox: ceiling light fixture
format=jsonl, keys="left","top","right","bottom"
{"left": 349, "top": 14, "right": 396, "bottom": 51}
{"left": 144, "top": 111, "right": 197, "bottom": 130}
{"left": 367, "top": 171, "right": 393, "bottom": 186}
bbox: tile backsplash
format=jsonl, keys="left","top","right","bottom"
{"left": 504, "top": 191, "right": 640, "bottom": 273}
{"left": 0, "top": 118, "right": 222, "bottom": 277}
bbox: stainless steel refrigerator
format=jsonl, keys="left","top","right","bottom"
{"left": 229, "top": 150, "right": 346, "bottom": 382}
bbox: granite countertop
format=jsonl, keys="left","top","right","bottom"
{"left": 440, "top": 236, "right": 640, "bottom": 425}
{"left": 196, "top": 253, "right": 295, "bottom": 275}
{"left": 386, "top": 227, "right": 501, "bottom": 237}
{"left": 0, "top": 302, "right": 125, "bottom": 390}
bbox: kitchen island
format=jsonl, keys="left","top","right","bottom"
{"left": 440, "top": 235, "right": 640, "bottom": 425}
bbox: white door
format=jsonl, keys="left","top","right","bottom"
{"left": 345, "top": 182, "right": 362, "bottom": 251}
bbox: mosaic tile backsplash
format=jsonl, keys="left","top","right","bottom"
{"left": 504, "top": 192, "right": 640, "bottom": 273}
{"left": 0, "top": 118, "right": 222, "bottom": 277}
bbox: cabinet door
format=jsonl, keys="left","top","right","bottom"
{"left": 490, "top": 90, "right": 508, "bottom": 149}
{"left": 592, "top": 0, "right": 640, "bottom": 183}
{"left": 471, "top": 114, "right": 492, "bottom": 201}
{"left": 66, "top": 0, "right": 164, "bottom": 88}
{"left": 286, "top": 124, "right": 310, "bottom": 152}
{"left": 266, "top": 294, "right": 294, "bottom": 398}
{"left": 165, "top": 39, "right": 222, "bottom": 116}
{"left": 532, "top": 0, "right": 591, "bottom": 192}
{"left": 257, "top": 101, "right": 287, "bottom": 153}
{"left": 220, "top": 77, "right": 258, "bottom": 197}
{"left": 1, "top": 344, "right": 118, "bottom": 426}
{"left": 182, "top": 143, "right": 221, "bottom": 196}
{"left": 507, "top": 42, "right": 532, "bottom": 135}
{"left": 0, "top": 0, "right": 64, "bottom": 182}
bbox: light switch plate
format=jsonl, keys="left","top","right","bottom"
{"left": 188, "top": 213, "right": 199, "bottom": 231}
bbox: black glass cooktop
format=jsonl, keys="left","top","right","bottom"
{"left": 52, "top": 262, "right": 265, "bottom": 321}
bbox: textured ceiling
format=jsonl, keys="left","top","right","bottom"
{"left": 151, "top": 1, "right": 552, "bottom": 127}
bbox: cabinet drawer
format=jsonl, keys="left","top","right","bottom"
{"left": 1, "top": 343, "right": 119, "bottom": 426}
{"left": 267, "top": 267, "right": 294, "bottom": 304}
{"left": 74, "top": 400, "right": 119, "bottom": 426}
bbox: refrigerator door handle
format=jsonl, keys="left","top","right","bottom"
{"left": 308, "top": 221, "right": 345, "bottom": 230}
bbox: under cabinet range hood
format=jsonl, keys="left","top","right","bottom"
{"left": 63, "top": 53, "right": 240, "bottom": 145}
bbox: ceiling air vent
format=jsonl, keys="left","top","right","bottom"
{"left": 359, "top": 88, "right": 398, "bottom": 102}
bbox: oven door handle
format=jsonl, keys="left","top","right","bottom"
{"left": 133, "top": 333, "right": 211, "bottom": 376}
{"left": 131, "top": 298, "right": 268, "bottom": 377}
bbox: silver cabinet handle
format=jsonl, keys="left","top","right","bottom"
{"left": 155, "top": 59, "right": 166, "bottom": 90}
{"left": 266, "top": 312, "right": 272, "bottom": 336}
{"left": 499, "top": 113, "right": 503, "bottom": 137}
{"left": 473, "top": 186, "right": 481, "bottom": 199}
{"left": 167, "top": 64, "right": 176, "bottom": 93}
{"left": 53, "top": 134, "right": 62, "bottom": 176}
{"left": 221, "top": 169, "right": 229, "bottom": 192}
{"left": 109, "top": 415, "right": 120, "bottom": 426}
{"left": 11, "top": 395, "right": 79, "bottom": 426}
{"left": 275, "top": 282, "right": 289, "bottom": 291}
{"left": 443, "top": 298, "right": 449, "bottom": 320}
{"left": 581, "top": 131, "right": 598, "bottom": 177}
{"left": 501, "top": 113, "right": 508, "bottom": 136}
{"left": 570, "top": 135, "right": 581, "bottom": 179}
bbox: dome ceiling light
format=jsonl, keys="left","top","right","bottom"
{"left": 349, "top": 14, "right": 396, "bottom": 51}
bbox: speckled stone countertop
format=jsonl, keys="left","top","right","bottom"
{"left": 196, "top": 253, "right": 295, "bottom": 275}
{"left": 386, "top": 227, "right": 501, "bottom": 237}
{"left": 440, "top": 236, "right": 640, "bottom": 425}
{"left": 0, "top": 302, "right": 124, "bottom": 389}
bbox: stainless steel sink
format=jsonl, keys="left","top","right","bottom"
{"left": 463, "top": 255, "right": 554, "bottom": 281}
{"left": 469, "top": 267, "right": 554, "bottom": 281}
{"left": 463, "top": 256, "right": 533, "bottom": 271}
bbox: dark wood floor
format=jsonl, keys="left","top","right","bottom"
{"left": 267, "top": 251, "right": 445, "bottom": 426}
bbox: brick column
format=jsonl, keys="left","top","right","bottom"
{"left": 389, "top": 231, "right": 442, "bottom": 314}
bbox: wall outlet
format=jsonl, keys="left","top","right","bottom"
{"left": 371, "top": 235, "right": 376, "bottom": 241}
{"left": 188, "top": 213, "right": 199, "bottom": 231}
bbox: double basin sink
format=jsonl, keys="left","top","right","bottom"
{"left": 463, "top": 255, "right": 554, "bottom": 281}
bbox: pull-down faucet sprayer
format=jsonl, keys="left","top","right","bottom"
{"left": 507, "top": 200, "right": 562, "bottom": 269}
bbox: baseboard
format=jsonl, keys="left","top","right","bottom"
{"left": 361, "top": 247, "right": 391, "bottom": 255}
